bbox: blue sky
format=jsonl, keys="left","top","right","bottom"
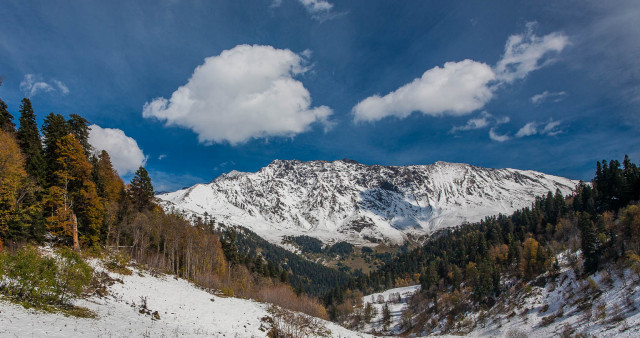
{"left": 1, "top": 0, "right": 639, "bottom": 192}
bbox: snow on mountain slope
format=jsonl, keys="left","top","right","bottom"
{"left": 158, "top": 159, "right": 580, "bottom": 245}
{"left": 359, "top": 255, "right": 640, "bottom": 337}
{"left": 0, "top": 264, "right": 368, "bottom": 338}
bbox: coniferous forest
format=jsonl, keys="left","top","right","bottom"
{"left": 323, "top": 154, "right": 640, "bottom": 332}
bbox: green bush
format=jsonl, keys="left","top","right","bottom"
{"left": 0, "top": 245, "right": 93, "bottom": 308}
{"left": 105, "top": 250, "right": 132, "bottom": 275}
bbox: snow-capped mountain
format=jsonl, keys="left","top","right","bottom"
{"left": 157, "top": 159, "right": 580, "bottom": 245}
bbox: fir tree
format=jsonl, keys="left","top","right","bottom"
{"left": 0, "top": 98, "right": 16, "bottom": 133}
{"left": 130, "top": 166, "right": 154, "bottom": 211}
{"left": 579, "top": 212, "right": 599, "bottom": 273}
{"left": 17, "top": 98, "right": 46, "bottom": 185}
{"left": 42, "top": 113, "right": 70, "bottom": 183}
{"left": 68, "top": 114, "right": 92, "bottom": 156}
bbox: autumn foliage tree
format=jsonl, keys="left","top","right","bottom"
{"left": 45, "top": 134, "right": 103, "bottom": 249}
{"left": 0, "top": 130, "right": 40, "bottom": 240}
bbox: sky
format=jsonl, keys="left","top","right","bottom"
{"left": 1, "top": 0, "right": 639, "bottom": 192}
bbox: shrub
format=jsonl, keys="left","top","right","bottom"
{"left": 56, "top": 248, "right": 93, "bottom": 303}
{"left": 105, "top": 250, "right": 132, "bottom": 275}
{"left": 0, "top": 245, "right": 93, "bottom": 309}
{"left": 267, "top": 306, "right": 331, "bottom": 338}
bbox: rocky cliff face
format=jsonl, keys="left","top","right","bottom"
{"left": 157, "top": 159, "right": 580, "bottom": 245}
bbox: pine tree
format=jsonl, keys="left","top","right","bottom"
{"left": 130, "top": 166, "right": 154, "bottom": 211}
{"left": 16, "top": 98, "right": 46, "bottom": 185}
{"left": 68, "top": 114, "right": 92, "bottom": 156}
{"left": 0, "top": 98, "right": 16, "bottom": 133}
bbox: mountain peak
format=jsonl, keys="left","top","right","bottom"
{"left": 158, "top": 160, "right": 580, "bottom": 246}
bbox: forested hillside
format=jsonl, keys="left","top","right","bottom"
{"left": 324, "top": 155, "right": 640, "bottom": 334}
{"left": 0, "top": 97, "right": 327, "bottom": 320}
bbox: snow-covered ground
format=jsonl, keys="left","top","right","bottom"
{"left": 468, "top": 267, "right": 640, "bottom": 337}
{"left": 358, "top": 256, "right": 640, "bottom": 337}
{"left": 362, "top": 285, "right": 421, "bottom": 334}
{"left": 0, "top": 263, "right": 368, "bottom": 337}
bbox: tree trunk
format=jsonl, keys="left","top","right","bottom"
{"left": 71, "top": 212, "right": 80, "bottom": 251}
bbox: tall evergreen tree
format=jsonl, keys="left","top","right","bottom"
{"left": 42, "top": 113, "right": 70, "bottom": 183}
{"left": 68, "top": 114, "right": 92, "bottom": 156}
{"left": 130, "top": 166, "right": 154, "bottom": 211}
{"left": 16, "top": 98, "right": 46, "bottom": 185}
{"left": 0, "top": 98, "right": 16, "bottom": 133}
{"left": 579, "top": 212, "right": 599, "bottom": 274}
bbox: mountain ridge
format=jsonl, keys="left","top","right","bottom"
{"left": 157, "top": 159, "right": 580, "bottom": 246}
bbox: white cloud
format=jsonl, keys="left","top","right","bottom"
{"left": 88, "top": 124, "right": 147, "bottom": 176}
{"left": 299, "top": 0, "right": 333, "bottom": 13}
{"left": 489, "top": 128, "right": 510, "bottom": 142}
{"left": 271, "top": 0, "right": 338, "bottom": 21}
{"left": 531, "top": 90, "right": 567, "bottom": 104}
{"left": 541, "top": 120, "right": 563, "bottom": 136}
{"left": 515, "top": 120, "right": 563, "bottom": 138}
{"left": 353, "top": 60, "right": 495, "bottom": 122}
{"left": 353, "top": 25, "right": 568, "bottom": 123}
{"left": 515, "top": 122, "right": 538, "bottom": 137}
{"left": 495, "top": 22, "right": 569, "bottom": 83}
{"left": 53, "top": 80, "right": 70, "bottom": 95}
{"left": 143, "top": 44, "right": 332, "bottom": 145}
{"left": 451, "top": 111, "right": 512, "bottom": 135}
{"left": 450, "top": 116, "right": 490, "bottom": 132}
{"left": 450, "top": 111, "right": 491, "bottom": 132}
{"left": 19, "top": 74, "right": 69, "bottom": 97}
{"left": 158, "top": 154, "right": 167, "bottom": 160}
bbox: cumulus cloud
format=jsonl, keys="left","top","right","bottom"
{"left": 88, "top": 125, "right": 147, "bottom": 176}
{"left": 143, "top": 44, "right": 332, "bottom": 145}
{"left": 495, "top": 22, "right": 569, "bottom": 83}
{"left": 353, "top": 60, "right": 495, "bottom": 122}
{"left": 531, "top": 91, "right": 567, "bottom": 104}
{"left": 20, "top": 74, "right": 69, "bottom": 97}
{"left": 515, "top": 120, "right": 563, "bottom": 138}
{"left": 353, "top": 24, "right": 568, "bottom": 122}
